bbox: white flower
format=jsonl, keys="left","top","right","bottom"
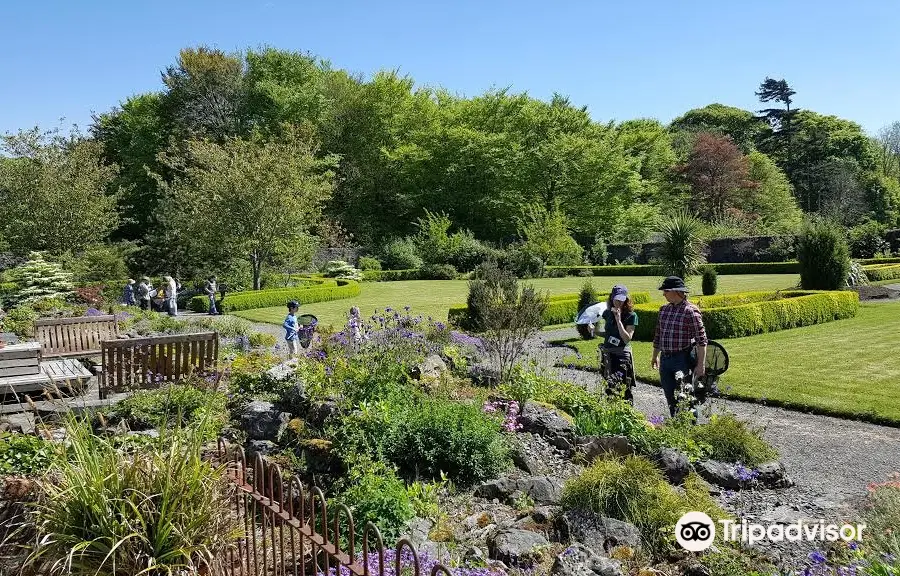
{"left": 674, "top": 370, "right": 684, "bottom": 380}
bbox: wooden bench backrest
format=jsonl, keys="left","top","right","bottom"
{"left": 100, "top": 331, "right": 219, "bottom": 398}
{"left": 35, "top": 315, "right": 119, "bottom": 359}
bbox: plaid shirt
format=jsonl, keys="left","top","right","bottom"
{"left": 653, "top": 299, "right": 708, "bottom": 353}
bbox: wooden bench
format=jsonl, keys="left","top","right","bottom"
{"left": 100, "top": 332, "right": 219, "bottom": 398}
{"left": 0, "top": 342, "right": 92, "bottom": 397}
{"left": 35, "top": 315, "right": 119, "bottom": 359}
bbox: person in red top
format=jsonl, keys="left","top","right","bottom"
{"left": 651, "top": 276, "right": 708, "bottom": 416}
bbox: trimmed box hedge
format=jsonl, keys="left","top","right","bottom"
{"left": 448, "top": 291, "right": 651, "bottom": 329}
{"left": 543, "top": 262, "right": 801, "bottom": 276}
{"left": 188, "top": 278, "right": 359, "bottom": 313}
{"left": 863, "top": 263, "right": 900, "bottom": 282}
{"left": 631, "top": 290, "right": 859, "bottom": 341}
{"left": 362, "top": 269, "right": 423, "bottom": 282}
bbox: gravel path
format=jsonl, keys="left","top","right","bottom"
{"left": 534, "top": 328, "right": 900, "bottom": 510}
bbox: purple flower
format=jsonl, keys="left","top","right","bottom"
{"left": 808, "top": 550, "right": 827, "bottom": 565}
{"left": 85, "top": 307, "right": 102, "bottom": 316}
{"left": 734, "top": 463, "right": 759, "bottom": 482}
{"left": 648, "top": 415, "right": 665, "bottom": 426}
{"left": 848, "top": 541, "right": 859, "bottom": 551}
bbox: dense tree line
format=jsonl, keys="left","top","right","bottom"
{"left": 1, "top": 47, "right": 898, "bottom": 284}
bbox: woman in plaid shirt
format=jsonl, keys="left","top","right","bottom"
{"left": 651, "top": 276, "right": 708, "bottom": 416}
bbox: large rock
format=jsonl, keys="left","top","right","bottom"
{"left": 551, "top": 543, "right": 624, "bottom": 576}
{"left": 518, "top": 402, "right": 577, "bottom": 451}
{"left": 468, "top": 364, "right": 501, "bottom": 387}
{"left": 756, "top": 461, "right": 794, "bottom": 488}
{"left": 577, "top": 436, "right": 635, "bottom": 462}
{"left": 489, "top": 528, "right": 551, "bottom": 567}
{"left": 696, "top": 460, "right": 753, "bottom": 490}
{"left": 474, "top": 476, "right": 563, "bottom": 505}
{"left": 553, "top": 510, "right": 641, "bottom": 554}
{"left": 240, "top": 400, "right": 290, "bottom": 441}
{"left": 247, "top": 439, "right": 278, "bottom": 458}
{"left": 411, "top": 354, "right": 448, "bottom": 380}
{"left": 510, "top": 441, "right": 541, "bottom": 475}
{"left": 653, "top": 448, "right": 691, "bottom": 485}
{"left": 306, "top": 399, "right": 340, "bottom": 429}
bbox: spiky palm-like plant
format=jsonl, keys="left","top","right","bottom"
{"left": 656, "top": 211, "right": 708, "bottom": 280}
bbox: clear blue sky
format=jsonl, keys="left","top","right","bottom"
{"left": 4, "top": 0, "right": 899, "bottom": 136}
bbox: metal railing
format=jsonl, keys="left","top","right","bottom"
{"left": 216, "top": 439, "right": 453, "bottom": 576}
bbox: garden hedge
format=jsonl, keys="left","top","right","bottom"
{"left": 631, "top": 290, "right": 859, "bottom": 341}
{"left": 448, "top": 291, "right": 651, "bottom": 329}
{"left": 362, "top": 269, "right": 423, "bottom": 282}
{"left": 188, "top": 279, "right": 359, "bottom": 313}
{"left": 863, "top": 263, "right": 900, "bottom": 282}
{"left": 543, "top": 262, "right": 802, "bottom": 276}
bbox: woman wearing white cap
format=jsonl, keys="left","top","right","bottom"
{"left": 599, "top": 284, "right": 639, "bottom": 402}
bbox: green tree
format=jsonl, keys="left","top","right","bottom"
{"left": 154, "top": 128, "right": 337, "bottom": 289}
{"left": 745, "top": 151, "right": 803, "bottom": 233}
{"left": 874, "top": 121, "right": 900, "bottom": 179}
{"left": 796, "top": 218, "right": 850, "bottom": 290}
{"left": 655, "top": 211, "right": 707, "bottom": 280}
{"left": 756, "top": 77, "right": 798, "bottom": 172}
{"left": 515, "top": 203, "right": 583, "bottom": 267}
{"left": 0, "top": 127, "right": 120, "bottom": 254}
{"left": 91, "top": 93, "right": 172, "bottom": 242}
{"left": 670, "top": 103, "right": 767, "bottom": 152}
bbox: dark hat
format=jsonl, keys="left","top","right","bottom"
{"left": 287, "top": 300, "right": 300, "bottom": 309}
{"left": 610, "top": 284, "right": 629, "bottom": 301}
{"left": 658, "top": 276, "right": 689, "bottom": 292}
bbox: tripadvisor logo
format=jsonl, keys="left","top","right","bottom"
{"left": 675, "top": 512, "right": 866, "bottom": 551}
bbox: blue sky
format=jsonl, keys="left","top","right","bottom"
{"left": 3, "top": 0, "right": 899, "bottom": 136}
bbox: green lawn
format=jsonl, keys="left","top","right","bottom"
{"left": 555, "top": 301, "right": 900, "bottom": 424}
{"left": 235, "top": 274, "right": 799, "bottom": 328}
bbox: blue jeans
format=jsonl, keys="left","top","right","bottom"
{"left": 660, "top": 351, "right": 692, "bottom": 416}
{"left": 208, "top": 295, "right": 218, "bottom": 315}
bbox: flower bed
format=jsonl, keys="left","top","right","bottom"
{"left": 187, "top": 278, "right": 360, "bottom": 313}
{"left": 632, "top": 290, "right": 860, "bottom": 340}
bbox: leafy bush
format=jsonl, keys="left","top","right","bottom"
{"left": 357, "top": 256, "right": 382, "bottom": 271}
{"left": 632, "top": 290, "right": 859, "bottom": 341}
{"left": 7, "top": 252, "right": 74, "bottom": 305}
{"left": 188, "top": 279, "right": 359, "bottom": 312}
{"left": 248, "top": 331, "right": 277, "bottom": 348}
{"left": 321, "top": 260, "right": 363, "bottom": 282}
{"left": 589, "top": 235, "right": 608, "bottom": 265}
{"left": 689, "top": 414, "right": 777, "bottom": 466}
{"left": 574, "top": 400, "right": 655, "bottom": 450}
{"left": 0, "top": 432, "right": 57, "bottom": 475}
{"left": 655, "top": 211, "right": 707, "bottom": 280}
{"left": 863, "top": 475, "right": 900, "bottom": 558}
{"left": 106, "top": 384, "right": 228, "bottom": 441}
{"left": 577, "top": 280, "right": 599, "bottom": 316}
{"left": 797, "top": 218, "right": 851, "bottom": 290}
{"left": 542, "top": 261, "right": 801, "bottom": 276}
{"left": 516, "top": 203, "right": 583, "bottom": 267}
{"left": 498, "top": 247, "right": 545, "bottom": 279}
{"left": 420, "top": 263, "right": 458, "bottom": 280}
{"left": 384, "top": 396, "right": 510, "bottom": 487}
{"left": 847, "top": 261, "right": 869, "bottom": 287}
{"left": 336, "top": 459, "right": 415, "bottom": 544}
{"left": 26, "top": 420, "right": 238, "bottom": 575}
{"left": 2, "top": 305, "right": 39, "bottom": 338}
{"left": 362, "top": 268, "right": 422, "bottom": 282}
{"left": 465, "top": 261, "right": 546, "bottom": 383}
{"left": 381, "top": 237, "right": 424, "bottom": 270}
{"left": 761, "top": 234, "right": 797, "bottom": 262}
{"left": 561, "top": 456, "right": 724, "bottom": 558}
{"left": 701, "top": 266, "right": 719, "bottom": 295}
{"left": 59, "top": 243, "right": 134, "bottom": 286}
{"left": 849, "top": 221, "right": 889, "bottom": 259}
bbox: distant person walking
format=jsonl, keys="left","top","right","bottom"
{"left": 165, "top": 276, "right": 179, "bottom": 317}
{"left": 205, "top": 276, "right": 218, "bottom": 315}
{"left": 283, "top": 300, "right": 301, "bottom": 357}
{"left": 122, "top": 279, "right": 137, "bottom": 306}
{"left": 651, "top": 276, "right": 708, "bottom": 416}
{"left": 137, "top": 277, "right": 152, "bottom": 311}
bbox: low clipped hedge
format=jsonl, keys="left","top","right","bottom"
{"left": 188, "top": 278, "right": 359, "bottom": 313}
{"left": 362, "top": 269, "right": 422, "bottom": 282}
{"left": 859, "top": 257, "right": 900, "bottom": 266}
{"left": 632, "top": 290, "right": 859, "bottom": 341}
{"left": 863, "top": 263, "right": 900, "bottom": 282}
{"left": 449, "top": 291, "right": 651, "bottom": 328}
{"left": 544, "top": 262, "right": 801, "bottom": 276}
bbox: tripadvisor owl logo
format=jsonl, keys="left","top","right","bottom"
{"left": 675, "top": 511, "right": 866, "bottom": 550}
{"left": 675, "top": 512, "right": 716, "bottom": 552}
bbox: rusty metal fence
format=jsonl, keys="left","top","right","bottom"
{"left": 216, "top": 439, "right": 453, "bottom": 576}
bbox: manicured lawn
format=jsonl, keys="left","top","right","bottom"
{"left": 235, "top": 274, "right": 799, "bottom": 328}
{"left": 555, "top": 301, "right": 900, "bottom": 424}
